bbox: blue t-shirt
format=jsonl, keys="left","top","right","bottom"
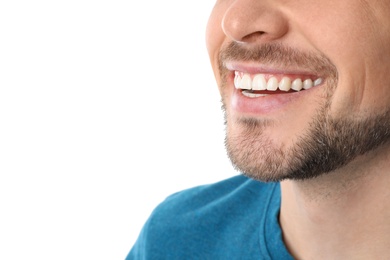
{"left": 127, "top": 175, "right": 293, "bottom": 259}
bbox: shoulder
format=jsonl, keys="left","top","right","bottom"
{"left": 159, "top": 174, "right": 274, "bottom": 215}
{"left": 128, "top": 175, "right": 280, "bottom": 259}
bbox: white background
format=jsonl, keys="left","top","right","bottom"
{"left": 0, "top": 1, "right": 237, "bottom": 259}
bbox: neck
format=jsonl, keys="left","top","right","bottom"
{"left": 280, "top": 148, "right": 390, "bottom": 259}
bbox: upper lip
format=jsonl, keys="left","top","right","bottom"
{"left": 224, "top": 61, "right": 319, "bottom": 77}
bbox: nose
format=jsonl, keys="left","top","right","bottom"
{"left": 222, "top": 0, "right": 289, "bottom": 44}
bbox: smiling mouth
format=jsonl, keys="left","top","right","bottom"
{"left": 234, "top": 71, "right": 323, "bottom": 98}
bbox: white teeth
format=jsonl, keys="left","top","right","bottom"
{"left": 234, "top": 73, "right": 240, "bottom": 89}
{"left": 303, "top": 79, "right": 313, "bottom": 90}
{"left": 233, "top": 72, "right": 323, "bottom": 94}
{"left": 314, "top": 78, "right": 323, "bottom": 86}
{"left": 279, "top": 77, "right": 291, "bottom": 91}
{"left": 291, "top": 78, "right": 303, "bottom": 91}
{"left": 240, "top": 74, "right": 252, "bottom": 90}
{"left": 242, "top": 91, "right": 268, "bottom": 98}
{"left": 252, "top": 74, "right": 267, "bottom": 90}
{"left": 267, "top": 77, "right": 278, "bottom": 91}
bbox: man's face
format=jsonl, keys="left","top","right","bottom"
{"left": 206, "top": 0, "right": 390, "bottom": 181}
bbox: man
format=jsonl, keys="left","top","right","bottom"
{"left": 128, "top": 0, "right": 390, "bottom": 259}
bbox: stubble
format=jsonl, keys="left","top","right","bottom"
{"left": 220, "top": 42, "right": 390, "bottom": 182}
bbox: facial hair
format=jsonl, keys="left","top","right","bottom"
{"left": 220, "top": 42, "right": 390, "bottom": 182}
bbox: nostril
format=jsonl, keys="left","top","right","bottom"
{"left": 242, "top": 31, "right": 266, "bottom": 42}
{"left": 221, "top": 2, "right": 289, "bottom": 44}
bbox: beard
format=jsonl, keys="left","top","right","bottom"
{"left": 220, "top": 42, "right": 390, "bottom": 182}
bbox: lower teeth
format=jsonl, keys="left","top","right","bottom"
{"left": 242, "top": 90, "right": 268, "bottom": 98}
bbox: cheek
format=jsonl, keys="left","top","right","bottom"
{"left": 205, "top": 6, "right": 227, "bottom": 89}
{"left": 294, "top": 2, "right": 390, "bottom": 114}
{"left": 205, "top": 5, "right": 223, "bottom": 60}
{"left": 328, "top": 30, "right": 390, "bottom": 114}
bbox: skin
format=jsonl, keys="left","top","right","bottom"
{"left": 206, "top": 0, "right": 390, "bottom": 259}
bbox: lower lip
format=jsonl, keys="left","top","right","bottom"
{"left": 230, "top": 86, "right": 318, "bottom": 116}
{"left": 231, "top": 89, "right": 292, "bottom": 114}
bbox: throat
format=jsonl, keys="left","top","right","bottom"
{"left": 279, "top": 171, "right": 390, "bottom": 259}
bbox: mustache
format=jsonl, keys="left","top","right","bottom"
{"left": 218, "top": 42, "right": 337, "bottom": 77}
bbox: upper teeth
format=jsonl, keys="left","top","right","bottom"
{"left": 234, "top": 72, "right": 323, "bottom": 92}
